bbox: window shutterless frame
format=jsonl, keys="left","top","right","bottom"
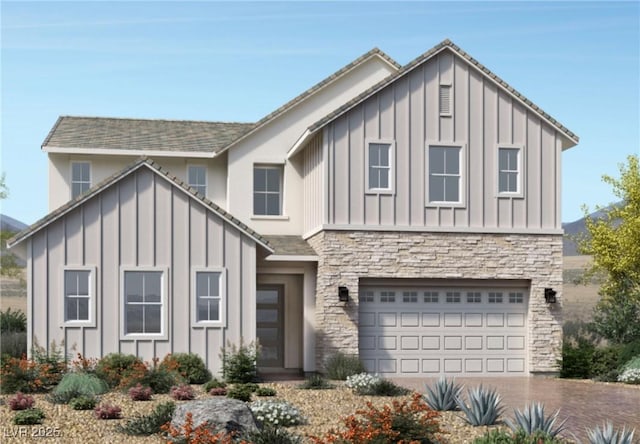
{"left": 61, "top": 266, "right": 97, "bottom": 327}
{"left": 191, "top": 267, "right": 227, "bottom": 328}
{"left": 425, "top": 142, "right": 466, "bottom": 207}
{"left": 496, "top": 145, "right": 525, "bottom": 198}
{"left": 253, "top": 164, "right": 284, "bottom": 216}
{"left": 186, "top": 164, "right": 207, "bottom": 197}
{"left": 119, "top": 267, "right": 168, "bottom": 340}
{"left": 365, "top": 139, "right": 395, "bottom": 195}
{"left": 70, "top": 161, "right": 91, "bottom": 199}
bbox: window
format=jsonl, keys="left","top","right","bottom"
{"left": 467, "top": 292, "right": 481, "bottom": 303}
{"left": 446, "top": 292, "right": 461, "bottom": 303}
{"left": 488, "top": 292, "right": 503, "bottom": 303}
{"left": 509, "top": 292, "right": 524, "bottom": 304}
{"left": 253, "top": 165, "right": 282, "bottom": 216}
{"left": 402, "top": 291, "right": 418, "bottom": 303}
{"left": 64, "top": 269, "right": 94, "bottom": 324}
{"left": 498, "top": 147, "right": 521, "bottom": 194}
{"left": 187, "top": 165, "right": 207, "bottom": 196}
{"left": 71, "top": 162, "right": 91, "bottom": 198}
{"left": 428, "top": 146, "right": 461, "bottom": 203}
{"left": 366, "top": 141, "right": 394, "bottom": 193}
{"left": 122, "top": 270, "right": 165, "bottom": 336}
{"left": 193, "top": 269, "right": 226, "bottom": 325}
{"left": 424, "top": 291, "right": 439, "bottom": 303}
{"left": 380, "top": 291, "right": 396, "bottom": 303}
{"left": 359, "top": 291, "right": 374, "bottom": 303}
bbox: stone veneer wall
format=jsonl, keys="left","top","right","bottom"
{"left": 306, "top": 231, "right": 563, "bottom": 375}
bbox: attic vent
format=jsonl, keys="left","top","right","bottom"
{"left": 439, "top": 84, "right": 452, "bottom": 115}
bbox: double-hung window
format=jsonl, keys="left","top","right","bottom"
{"left": 253, "top": 165, "right": 282, "bottom": 216}
{"left": 187, "top": 165, "right": 207, "bottom": 196}
{"left": 71, "top": 162, "right": 91, "bottom": 199}
{"left": 122, "top": 269, "right": 166, "bottom": 337}
{"left": 366, "top": 141, "right": 394, "bottom": 193}
{"left": 63, "top": 268, "right": 95, "bottom": 325}
{"left": 428, "top": 145, "right": 462, "bottom": 204}
{"left": 498, "top": 147, "right": 521, "bottom": 195}
{"left": 192, "top": 268, "right": 226, "bottom": 326}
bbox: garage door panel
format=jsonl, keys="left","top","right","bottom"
{"left": 379, "top": 359, "right": 397, "bottom": 373}
{"left": 444, "top": 359, "right": 463, "bottom": 373}
{"left": 360, "top": 312, "right": 375, "bottom": 327}
{"left": 360, "top": 335, "right": 376, "bottom": 350}
{"left": 465, "top": 336, "right": 482, "bottom": 350}
{"left": 444, "top": 336, "right": 463, "bottom": 350}
{"left": 422, "top": 359, "right": 440, "bottom": 373}
{"left": 401, "top": 336, "right": 420, "bottom": 350}
{"left": 401, "top": 359, "right": 420, "bottom": 373}
{"left": 444, "top": 313, "right": 463, "bottom": 327}
{"left": 379, "top": 336, "right": 397, "bottom": 350}
{"left": 507, "top": 359, "right": 525, "bottom": 372}
{"left": 487, "top": 359, "right": 505, "bottom": 372}
{"left": 486, "top": 313, "right": 504, "bottom": 327}
{"left": 487, "top": 336, "right": 505, "bottom": 349}
{"left": 507, "top": 336, "right": 525, "bottom": 350}
{"left": 422, "top": 336, "right": 440, "bottom": 350}
{"left": 465, "top": 313, "right": 483, "bottom": 327}
{"left": 379, "top": 313, "right": 397, "bottom": 326}
{"left": 422, "top": 313, "right": 440, "bottom": 327}
{"left": 507, "top": 313, "right": 525, "bottom": 327}
{"left": 401, "top": 313, "right": 419, "bottom": 327}
{"left": 465, "top": 359, "right": 483, "bottom": 373}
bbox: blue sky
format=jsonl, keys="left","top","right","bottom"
{"left": 1, "top": 1, "right": 638, "bottom": 225}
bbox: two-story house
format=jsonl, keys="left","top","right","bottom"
{"left": 9, "top": 40, "right": 578, "bottom": 377}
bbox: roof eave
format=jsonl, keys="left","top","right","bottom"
{"left": 43, "top": 146, "right": 218, "bottom": 158}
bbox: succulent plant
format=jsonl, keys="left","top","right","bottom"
{"left": 424, "top": 377, "right": 463, "bottom": 411}
{"left": 506, "top": 402, "right": 567, "bottom": 438}
{"left": 587, "top": 421, "right": 635, "bottom": 444}
{"left": 456, "top": 385, "right": 503, "bottom": 426}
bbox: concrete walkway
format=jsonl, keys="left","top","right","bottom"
{"left": 395, "top": 377, "right": 640, "bottom": 442}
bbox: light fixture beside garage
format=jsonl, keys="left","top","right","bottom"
{"left": 544, "top": 288, "right": 557, "bottom": 304}
{"left": 338, "top": 286, "right": 349, "bottom": 302}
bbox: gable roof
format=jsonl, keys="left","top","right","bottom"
{"left": 289, "top": 39, "right": 579, "bottom": 157}
{"left": 42, "top": 116, "right": 255, "bottom": 156}
{"left": 7, "top": 157, "right": 273, "bottom": 253}
{"left": 262, "top": 235, "right": 317, "bottom": 258}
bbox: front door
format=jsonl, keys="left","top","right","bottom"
{"left": 256, "top": 285, "right": 284, "bottom": 368}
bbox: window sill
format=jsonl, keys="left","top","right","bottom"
{"left": 120, "top": 333, "right": 168, "bottom": 341}
{"left": 191, "top": 322, "right": 225, "bottom": 329}
{"left": 62, "top": 321, "right": 95, "bottom": 328}
{"left": 251, "top": 215, "right": 290, "bottom": 221}
{"left": 497, "top": 193, "right": 524, "bottom": 199}
{"left": 366, "top": 189, "right": 395, "bottom": 196}
{"left": 426, "top": 202, "right": 466, "bottom": 209}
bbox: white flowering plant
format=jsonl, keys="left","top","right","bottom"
{"left": 618, "top": 368, "right": 640, "bottom": 384}
{"left": 250, "top": 400, "right": 304, "bottom": 427}
{"left": 345, "top": 372, "right": 380, "bottom": 392}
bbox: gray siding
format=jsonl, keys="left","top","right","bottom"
{"left": 28, "top": 168, "right": 256, "bottom": 374}
{"left": 302, "top": 132, "right": 324, "bottom": 234}
{"left": 322, "top": 50, "right": 563, "bottom": 231}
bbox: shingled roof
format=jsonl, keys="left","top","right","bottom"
{"left": 8, "top": 157, "right": 273, "bottom": 253}
{"left": 42, "top": 116, "right": 255, "bottom": 154}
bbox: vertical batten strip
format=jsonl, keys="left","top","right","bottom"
{"left": 99, "top": 194, "right": 104, "bottom": 357}
{"left": 525, "top": 110, "right": 529, "bottom": 228}
{"left": 467, "top": 63, "right": 471, "bottom": 227}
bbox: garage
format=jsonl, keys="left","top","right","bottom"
{"left": 358, "top": 282, "right": 529, "bottom": 376}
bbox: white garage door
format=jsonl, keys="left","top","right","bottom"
{"left": 358, "top": 285, "right": 528, "bottom": 376}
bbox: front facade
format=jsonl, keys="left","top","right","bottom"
{"left": 9, "top": 40, "right": 578, "bottom": 377}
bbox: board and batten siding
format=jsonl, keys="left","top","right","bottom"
{"left": 321, "top": 50, "right": 563, "bottom": 232}
{"left": 27, "top": 167, "right": 256, "bottom": 373}
{"left": 303, "top": 132, "right": 324, "bottom": 234}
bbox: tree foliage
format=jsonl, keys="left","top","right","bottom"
{"left": 579, "top": 154, "right": 640, "bottom": 343}
{"left": 0, "top": 172, "right": 8, "bottom": 200}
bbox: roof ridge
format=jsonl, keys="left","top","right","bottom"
{"left": 56, "top": 115, "right": 255, "bottom": 125}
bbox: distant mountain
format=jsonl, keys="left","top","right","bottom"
{"left": 0, "top": 214, "right": 28, "bottom": 233}
{"left": 562, "top": 204, "right": 620, "bottom": 256}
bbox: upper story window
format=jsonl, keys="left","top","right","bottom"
{"left": 498, "top": 147, "right": 521, "bottom": 195}
{"left": 64, "top": 268, "right": 95, "bottom": 325}
{"left": 428, "top": 145, "right": 462, "bottom": 204}
{"left": 187, "top": 165, "right": 207, "bottom": 196}
{"left": 366, "top": 141, "right": 395, "bottom": 194}
{"left": 122, "top": 269, "right": 166, "bottom": 338}
{"left": 253, "top": 165, "right": 282, "bottom": 216}
{"left": 71, "top": 162, "right": 91, "bottom": 199}
{"left": 192, "top": 269, "right": 226, "bottom": 326}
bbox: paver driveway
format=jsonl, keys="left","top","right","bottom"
{"left": 395, "top": 377, "right": 640, "bottom": 442}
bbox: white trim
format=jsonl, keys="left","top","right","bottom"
{"left": 119, "top": 266, "right": 169, "bottom": 340}
{"left": 496, "top": 144, "right": 525, "bottom": 199}
{"left": 61, "top": 266, "right": 97, "bottom": 327}
{"left": 288, "top": 128, "right": 314, "bottom": 159}
{"left": 253, "top": 164, "right": 285, "bottom": 217}
{"left": 318, "top": 224, "right": 564, "bottom": 235}
{"left": 264, "top": 255, "right": 319, "bottom": 262}
{"left": 191, "top": 267, "right": 227, "bottom": 328}
{"left": 186, "top": 164, "right": 208, "bottom": 197}
{"left": 44, "top": 146, "right": 216, "bottom": 158}
{"left": 302, "top": 225, "right": 323, "bottom": 240}
{"left": 251, "top": 216, "right": 290, "bottom": 221}
{"left": 365, "top": 139, "right": 396, "bottom": 195}
{"left": 439, "top": 83, "right": 453, "bottom": 117}
{"left": 425, "top": 142, "right": 467, "bottom": 208}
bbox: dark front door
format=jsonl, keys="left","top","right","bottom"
{"left": 256, "top": 285, "right": 284, "bottom": 368}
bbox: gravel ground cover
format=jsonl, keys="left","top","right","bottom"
{"left": 0, "top": 382, "right": 510, "bottom": 443}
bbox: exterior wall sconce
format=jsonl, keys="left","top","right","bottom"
{"left": 338, "top": 286, "right": 349, "bottom": 302}
{"left": 544, "top": 288, "right": 557, "bottom": 304}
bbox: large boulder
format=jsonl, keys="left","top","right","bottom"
{"left": 170, "top": 398, "right": 259, "bottom": 438}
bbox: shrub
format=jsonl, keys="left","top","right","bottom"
{"left": 128, "top": 383, "right": 153, "bottom": 401}
{"left": 474, "top": 429, "right": 565, "bottom": 444}
{"left": 324, "top": 352, "right": 366, "bottom": 380}
{"left": 255, "top": 386, "right": 276, "bottom": 397}
{"left": 345, "top": 372, "right": 380, "bottom": 392}
{"left": 220, "top": 340, "right": 258, "bottom": 384}
{"left": 162, "top": 411, "right": 236, "bottom": 443}
{"left": 128, "top": 360, "right": 183, "bottom": 394}
{"left": 69, "top": 353, "right": 100, "bottom": 374}
{"left": 210, "top": 387, "right": 227, "bottom": 396}
{"left": 30, "top": 340, "right": 66, "bottom": 385}
{"left": 0, "top": 356, "right": 60, "bottom": 393}
{"left": 0, "top": 331, "right": 26, "bottom": 361}
{"left": 618, "top": 368, "right": 640, "bottom": 384}
{"left": 170, "top": 384, "right": 196, "bottom": 401}
{"left": 251, "top": 400, "right": 304, "bottom": 427}
{"left": 14, "top": 408, "right": 45, "bottom": 425}
{"left": 618, "top": 340, "right": 640, "bottom": 366}
{"left": 356, "top": 378, "right": 411, "bottom": 396}
{"left": 203, "top": 377, "right": 227, "bottom": 391}
{"left": 117, "top": 401, "right": 175, "bottom": 436}
{"left": 69, "top": 395, "right": 97, "bottom": 410}
{"left": 242, "top": 424, "right": 303, "bottom": 444}
{"left": 95, "top": 353, "right": 145, "bottom": 388}
{"left": 8, "top": 392, "right": 35, "bottom": 410}
{"left": 297, "top": 374, "right": 335, "bottom": 390}
{"left": 161, "top": 353, "right": 212, "bottom": 384}
{"left": 592, "top": 345, "right": 622, "bottom": 381}
{"left": 0, "top": 308, "right": 26, "bottom": 332}
{"left": 560, "top": 337, "right": 594, "bottom": 379}
{"left": 54, "top": 372, "right": 109, "bottom": 397}
{"left": 227, "top": 384, "right": 253, "bottom": 402}
{"left": 456, "top": 385, "right": 503, "bottom": 426}
{"left": 506, "top": 402, "right": 567, "bottom": 438}
{"left": 586, "top": 421, "right": 636, "bottom": 444}
{"left": 311, "top": 392, "right": 441, "bottom": 444}
{"left": 94, "top": 403, "right": 122, "bottom": 420}
{"left": 424, "top": 377, "right": 463, "bottom": 411}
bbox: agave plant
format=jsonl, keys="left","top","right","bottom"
{"left": 587, "top": 421, "right": 635, "bottom": 444}
{"left": 424, "top": 377, "right": 463, "bottom": 411}
{"left": 456, "top": 385, "right": 503, "bottom": 426}
{"left": 506, "top": 402, "right": 567, "bottom": 438}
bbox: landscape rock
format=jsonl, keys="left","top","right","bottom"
{"left": 170, "top": 398, "right": 259, "bottom": 438}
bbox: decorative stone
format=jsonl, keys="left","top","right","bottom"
{"left": 170, "top": 398, "right": 258, "bottom": 438}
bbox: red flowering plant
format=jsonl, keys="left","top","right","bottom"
{"left": 0, "top": 355, "right": 60, "bottom": 394}
{"left": 8, "top": 392, "right": 35, "bottom": 410}
{"left": 162, "top": 412, "right": 250, "bottom": 444}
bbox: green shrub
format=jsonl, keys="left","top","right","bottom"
{"left": 474, "top": 429, "right": 565, "bottom": 444}
{"left": 50, "top": 372, "right": 108, "bottom": 403}
{"left": 297, "top": 374, "right": 335, "bottom": 390}
{"left": 203, "top": 377, "right": 227, "bottom": 391}
{"left": 117, "top": 401, "right": 175, "bottom": 436}
{"left": 0, "top": 308, "right": 26, "bottom": 332}
{"left": 255, "top": 386, "right": 276, "bottom": 397}
{"left": 132, "top": 366, "right": 183, "bottom": 394}
{"left": 227, "top": 384, "right": 253, "bottom": 402}
{"left": 242, "top": 424, "right": 303, "bottom": 444}
{"left": 457, "top": 385, "right": 503, "bottom": 426}
{"left": 69, "top": 395, "right": 97, "bottom": 410}
{"left": 161, "top": 353, "right": 211, "bottom": 384}
{"left": 220, "top": 340, "right": 258, "bottom": 384}
{"left": 1, "top": 331, "right": 27, "bottom": 361}
{"left": 355, "top": 378, "right": 411, "bottom": 396}
{"left": 1, "top": 356, "right": 61, "bottom": 394}
{"left": 619, "top": 340, "right": 640, "bottom": 366}
{"left": 324, "top": 352, "right": 366, "bottom": 380}
{"left": 14, "top": 408, "right": 45, "bottom": 425}
{"left": 560, "top": 337, "right": 594, "bottom": 379}
{"left": 95, "top": 353, "right": 144, "bottom": 388}
{"left": 592, "top": 345, "right": 622, "bottom": 381}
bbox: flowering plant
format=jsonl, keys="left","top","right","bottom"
{"left": 618, "top": 368, "right": 640, "bottom": 384}
{"left": 250, "top": 400, "right": 304, "bottom": 427}
{"left": 345, "top": 373, "right": 380, "bottom": 392}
